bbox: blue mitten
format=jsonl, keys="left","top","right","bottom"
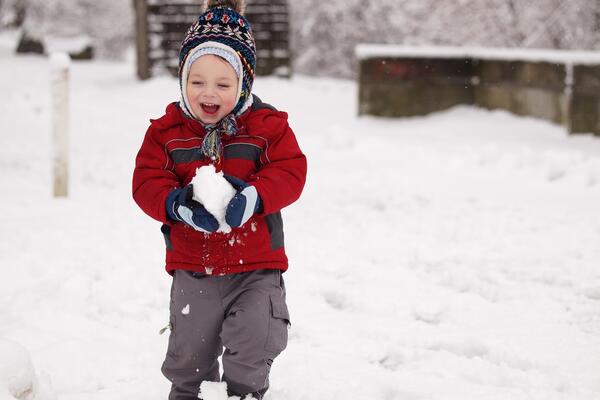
{"left": 224, "top": 175, "right": 262, "bottom": 228}
{"left": 165, "top": 185, "right": 219, "bottom": 233}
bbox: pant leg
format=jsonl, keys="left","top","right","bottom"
{"left": 220, "top": 269, "right": 290, "bottom": 399}
{"left": 162, "top": 270, "right": 225, "bottom": 400}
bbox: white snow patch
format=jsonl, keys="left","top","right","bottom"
{"left": 199, "top": 381, "right": 228, "bottom": 400}
{"left": 46, "top": 35, "right": 92, "bottom": 55}
{"left": 199, "top": 381, "right": 257, "bottom": 400}
{"left": 49, "top": 52, "right": 70, "bottom": 70}
{"left": 181, "top": 304, "right": 190, "bottom": 315}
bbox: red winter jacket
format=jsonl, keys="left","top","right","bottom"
{"left": 132, "top": 97, "right": 307, "bottom": 276}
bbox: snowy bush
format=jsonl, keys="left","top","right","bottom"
{"left": 8, "top": 0, "right": 133, "bottom": 59}
{"left": 0, "top": 0, "right": 24, "bottom": 28}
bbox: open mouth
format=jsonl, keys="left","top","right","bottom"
{"left": 201, "top": 103, "right": 220, "bottom": 115}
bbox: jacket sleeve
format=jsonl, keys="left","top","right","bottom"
{"left": 132, "top": 125, "right": 180, "bottom": 223}
{"left": 250, "top": 115, "right": 307, "bottom": 215}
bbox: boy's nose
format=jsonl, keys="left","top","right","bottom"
{"left": 203, "top": 87, "right": 217, "bottom": 98}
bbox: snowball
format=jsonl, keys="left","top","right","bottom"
{"left": 0, "top": 338, "right": 56, "bottom": 400}
{"left": 0, "top": 339, "right": 35, "bottom": 399}
{"left": 191, "top": 165, "right": 236, "bottom": 233}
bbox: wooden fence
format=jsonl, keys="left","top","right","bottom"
{"left": 134, "top": 0, "right": 291, "bottom": 80}
{"left": 357, "top": 45, "right": 600, "bottom": 136}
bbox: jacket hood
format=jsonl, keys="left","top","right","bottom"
{"left": 149, "top": 102, "right": 189, "bottom": 132}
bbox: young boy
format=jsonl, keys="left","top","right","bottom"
{"left": 131, "top": 1, "right": 307, "bottom": 399}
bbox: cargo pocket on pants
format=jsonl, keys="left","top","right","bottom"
{"left": 265, "top": 293, "right": 290, "bottom": 354}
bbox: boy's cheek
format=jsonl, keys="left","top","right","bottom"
{"left": 186, "top": 85, "right": 198, "bottom": 99}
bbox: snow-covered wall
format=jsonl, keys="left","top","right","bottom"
{"left": 356, "top": 45, "right": 600, "bottom": 66}
{"left": 358, "top": 44, "right": 600, "bottom": 136}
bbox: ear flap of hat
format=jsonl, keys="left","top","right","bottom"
{"left": 204, "top": 0, "right": 246, "bottom": 14}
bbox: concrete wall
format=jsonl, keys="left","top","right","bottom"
{"left": 570, "top": 65, "right": 600, "bottom": 134}
{"left": 358, "top": 47, "right": 600, "bottom": 136}
{"left": 359, "top": 58, "right": 474, "bottom": 117}
{"left": 474, "top": 60, "right": 568, "bottom": 126}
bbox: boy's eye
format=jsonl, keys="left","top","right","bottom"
{"left": 191, "top": 81, "right": 204, "bottom": 85}
{"left": 218, "top": 84, "right": 230, "bottom": 88}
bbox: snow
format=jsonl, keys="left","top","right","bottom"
{"left": 46, "top": 35, "right": 92, "bottom": 56}
{"left": 13, "top": 0, "right": 132, "bottom": 59}
{"left": 200, "top": 381, "right": 229, "bottom": 400}
{"left": 1, "top": 31, "right": 600, "bottom": 400}
{"left": 356, "top": 44, "right": 600, "bottom": 64}
{"left": 0, "top": 339, "right": 35, "bottom": 399}
{"left": 0, "top": 339, "right": 56, "bottom": 400}
{"left": 199, "top": 381, "right": 256, "bottom": 400}
{"left": 49, "top": 52, "right": 70, "bottom": 70}
{"left": 191, "top": 165, "right": 236, "bottom": 233}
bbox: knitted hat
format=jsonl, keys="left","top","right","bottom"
{"left": 179, "top": 0, "right": 256, "bottom": 118}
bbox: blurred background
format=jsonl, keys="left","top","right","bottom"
{"left": 2, "top": 0, "right": 600, "bottom": 78}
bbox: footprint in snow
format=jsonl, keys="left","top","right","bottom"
{"left": 322, "top": 291, "right": 350, "bottom": 311}
{"left": 379, "top": 350, "right": 407, "bottom": 371}
{"left": 428, "top": 337, "right": 489, "bottom": 359}
{"left": 413, "top": 300, "right": 447, "bottom": 325}
{"left": 583, "top": 286, "right": 600, "bottom": 301}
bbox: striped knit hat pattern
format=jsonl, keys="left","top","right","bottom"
{"left": 179, "top": 0, "right": 256, "bottom": 117}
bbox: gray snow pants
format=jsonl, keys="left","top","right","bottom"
{"left": 161, "top": 269, "right": 290, "bottom": 400}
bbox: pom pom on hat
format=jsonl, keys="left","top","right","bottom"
{"left": 203, "top": 0, "right": 246, "bottom": 14}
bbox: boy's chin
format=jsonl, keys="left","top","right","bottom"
{"left": 197, "top": 114, "right": 222, "bottom": 124}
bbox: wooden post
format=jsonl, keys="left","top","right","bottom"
{"left": 135, "top": 0, "right": 151, "bottom": 80}
{"left": 50, "top": 52, "right": 70, "bottom": 198}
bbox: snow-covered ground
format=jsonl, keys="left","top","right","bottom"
{"left": 1, "top": 30, "right": 600, "bottom": 400}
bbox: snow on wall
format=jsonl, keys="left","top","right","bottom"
{"left": 355, "top": 44, "right": 600, "bottom": 64}
{"left": 356, "top": 44, "right": 600, "bottom": 65}
{"left": 356, "top": 43, "right": 600, "bottom": 134}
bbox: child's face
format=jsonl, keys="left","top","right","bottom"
{"left": 186, "top": 55, "right": 239, "bottom": 124}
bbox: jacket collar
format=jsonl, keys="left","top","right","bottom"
{"left": 155, "top": 102, "right": 255, "bottom": 133}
